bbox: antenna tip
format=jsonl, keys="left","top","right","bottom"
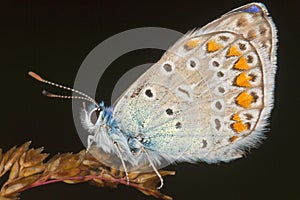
{"left": 42, "top": 90, "right": 48, "bottom": 95}
{"left": 42, "top": 90, "right": 57, "bottom": 98}
{"left": 42, "top": 90, "right": 53, "bottom": 97}
{"left": 28, "top": 71, "right": 44, "bottom": 82}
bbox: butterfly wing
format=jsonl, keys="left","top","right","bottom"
{"left": 113, "top": 3, "right": 277, "bottom": 165}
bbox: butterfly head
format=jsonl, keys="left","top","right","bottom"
{"left": 83, "top": 101, "right": 117, "bottom": 129}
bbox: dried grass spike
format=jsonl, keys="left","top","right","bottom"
{"left": 0, "top": 141, "right": 174, "bottom": 200}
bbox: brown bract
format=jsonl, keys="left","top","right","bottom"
{"left": 0, "top": 142, "right": 174, "bottom": 200}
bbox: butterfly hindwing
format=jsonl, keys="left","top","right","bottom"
{"left": 113, "top": 3, "right": 277, "bottom": 165}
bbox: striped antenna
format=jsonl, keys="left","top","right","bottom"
{"left": 28, "top": 71, "right": 99, "bottom": 107}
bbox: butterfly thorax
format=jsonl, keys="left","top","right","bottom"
{"left": 81, "top": 102, "right": 149, "bottom": 164}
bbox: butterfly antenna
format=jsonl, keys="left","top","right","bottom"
{"left": 42, "top": 90, "right": 98, "bottom": 104}
{"left": 28, "top": 71, "right": 98, "bottom": 106}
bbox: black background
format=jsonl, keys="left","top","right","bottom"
{"left": 0, "top": 0, "right": 298, "bottom": 199}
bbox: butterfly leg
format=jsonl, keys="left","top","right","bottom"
{"left": 142, "top": 148, "right": 164, "bottom": 189}
{"left": 114, "top": 141, "right": 130, "bottom": 185}
{"left": 86, "top": 134, "right": 95, "bottom": 152}
{"left": 83, "top": 102, "right": 95, "bottom": 152}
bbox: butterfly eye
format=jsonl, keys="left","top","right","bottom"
{"left": 90, "top": 108, "right": 102, "bottom": 125}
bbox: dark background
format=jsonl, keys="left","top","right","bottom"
{"left": 0, "top": 0, "right": 298, "bottom": 199}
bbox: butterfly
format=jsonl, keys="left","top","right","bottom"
{"left": 29, "top": 2, "right": 277, "bottom": 189}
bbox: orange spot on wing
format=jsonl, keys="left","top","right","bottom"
{"left": 235, "top": 72, "right": 252, "bottom": 87}
{"left": 229, "top": 136, "right": 239, "bottom": 142}
{"left": 184, "top": 38, "right": 200, "bottom": 50}
{"left": 234, "top": 56, "right": 250, "bottom": 70}
{"left": 207, "top": 40, "right": 223, "bottom": 52}
{"left": 233, "top": 121, "right": 248, "bottom": 133}
{"left": 232, "top": 114, "right": 241, "bottom": 121}
{"left": 227, "top": 45, "right": 242, "bottom": 57}
{"left": 236, "top": 91, "right": 254, "bottom": 108}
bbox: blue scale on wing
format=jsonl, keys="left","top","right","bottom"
{"left": 239, "top": 5, "right": 262, "bottom": 13}
{"left": 128, "top": 87, "right": 205, "bottom": 163}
